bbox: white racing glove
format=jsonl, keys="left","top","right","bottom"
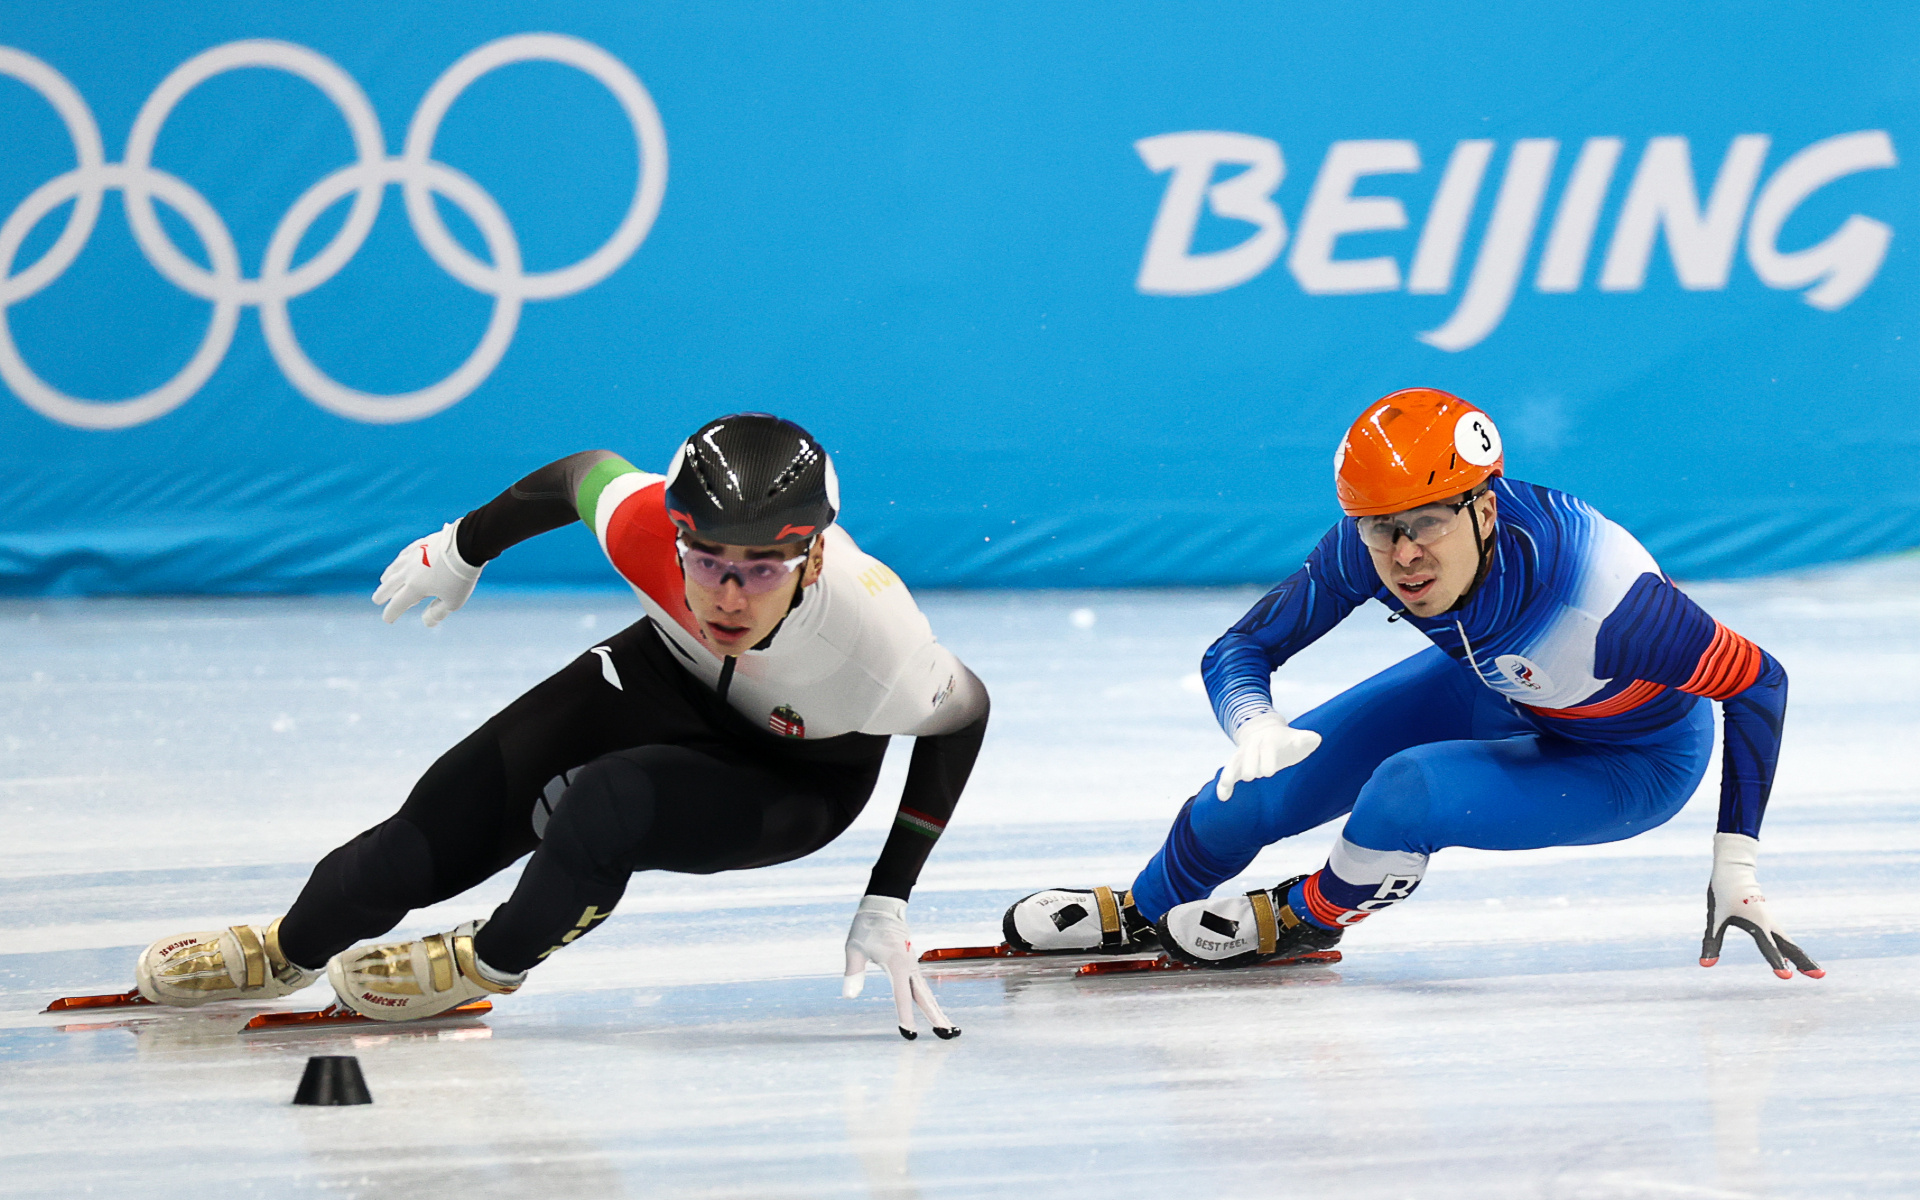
{"left": 1701, "top": 832, "right": 1823, "bottom": 979}
{"left": 372, "top": 520, "right": 482, "bottom": 627}
{"left": 841, "top": 895, "right": 960, "bottom": 1041}
{"left": 1216, "top": 712, "right": 1322, "bottom": 801}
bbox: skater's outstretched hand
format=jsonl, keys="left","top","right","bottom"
{"left": 842, "top": 895, "right": 960, "bottom": 1041}
{"left": 1217, "top": 713, "right": 1321, "bottom": 800}
{"left": 373, "top": 520, "right": 482, "bottom": 627}
{"left": 1701, "top": 832, "right": 1823, "bottom": 979}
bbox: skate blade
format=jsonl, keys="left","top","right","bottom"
{"left": 241, "top": 999, "right": 492, "bottom": 1032}
{"left": 43, "top": 989, "right": 157, "bottom": 1014}
{"left": 1075, "top": 950, "right": 1342, "bottom": 976}
{"left": 917, "top": 943, "right": 1053, "bottom": 962}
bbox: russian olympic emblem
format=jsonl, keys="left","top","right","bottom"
{"left": 0, "top": 35, "right": 667, "bottom": 429}
{"left": 1494, "top": 653, "right": 1552, "bottom": 694}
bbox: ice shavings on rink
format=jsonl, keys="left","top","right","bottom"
{"left": 2, "top": 560, "right": 1917, "bottom": 1197}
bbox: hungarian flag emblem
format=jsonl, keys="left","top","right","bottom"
{"left": 768, "top": 705, "right": 805, "bottom": 738}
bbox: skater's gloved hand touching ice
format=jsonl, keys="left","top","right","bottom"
{"left": 1216, "top": 712, "right": 1321, "bottom": 801}
{"left": 373, "top": 520, "right": 482, "bottom": 627}
{"left": 1701, "top": 833, "right": 1823, "bottom": 979}
{"left": 841, "top": 895, "right": 960, "bottom": 1041}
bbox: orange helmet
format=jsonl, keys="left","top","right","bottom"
{"left": 1334, "top": 388, "right": 1504, "bottom": 517}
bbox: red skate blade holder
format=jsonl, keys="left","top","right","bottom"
{"left": 1076, "top": 950, "right": 1341, "bottom": 976}
{"left": 917, "top": 943, "right": 1049, "bottom": 962}
{"left": 242, "top": 999, "right": 492, "bottom": 1032}
{"left": 914, "top": 944, "right": 1342, "bottom": 973}
{"left": 43, "top": 989, "right": 156, "bottom": 1014}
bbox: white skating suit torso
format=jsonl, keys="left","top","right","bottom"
{"left": 580, "top": 465, "right": 979, "bottom": 741}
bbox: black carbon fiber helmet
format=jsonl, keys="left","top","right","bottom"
{"left": 663, "top": 413, "right": 839, "bottom": 546}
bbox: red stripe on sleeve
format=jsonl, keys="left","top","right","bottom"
{"left": 1526, "top": 678, "right": 1668, "bottom": 721}
{"left": 1679, "top": 622, "right": 1763, "bottom": 700}
{"left": 604, "top": 482, "right": 701, "bottom": 639}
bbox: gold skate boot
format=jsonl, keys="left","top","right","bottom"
{"left": 135, "top": 917, "right": 320, "bottom": 1006}
{"left": 327, "top": 920, "right": 523, "bottom": 1021}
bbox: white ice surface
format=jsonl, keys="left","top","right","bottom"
{"left": 2, "top": 563, "right": 1917, "bottom": 1197}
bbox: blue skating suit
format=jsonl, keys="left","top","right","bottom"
{"left": 1129, "top": 477, "right": 1786, "bottom": 929}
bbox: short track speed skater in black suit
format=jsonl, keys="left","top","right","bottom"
{"left": 133, "top": 414, "right": 987, "bottom": 1039}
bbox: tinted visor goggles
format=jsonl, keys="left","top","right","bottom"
{"left": 1352, "top": 493, "right": 1483, "bottom": 552}
{"left": 676, "top": 537, "right": 810, "bottom": 594}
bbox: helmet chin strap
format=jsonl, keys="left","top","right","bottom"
{"left": 1445, "top": 492, "right": 1496, "bottom": 614}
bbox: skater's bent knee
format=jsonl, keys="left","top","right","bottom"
{"left": 565, "top": 753, "right": 656, "bottom": 804}
{"left": 542, "top": 755, "right": 661, "bottom": 873}
{"left": 1346, "top": 753, "right": 1437, "bottom": 847}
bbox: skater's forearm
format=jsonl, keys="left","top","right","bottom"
{"left": 1203, "top": 635, "right": 1283, "bottom": 734}
{"left": 456, "top": 450, "right": 624, "bottom": 564}
{"left": 1203, "top": 559, "right": 1359, "bottom": 735}
{"left": 1716, "top": 653, "right": 1786, "bottom": 837}
{"left": 865, "top": 706, "right": 988, "bottom": 900}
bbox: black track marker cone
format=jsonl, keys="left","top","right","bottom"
{"left": 292, "top": 1055, "right": 373, "bottom": 1106}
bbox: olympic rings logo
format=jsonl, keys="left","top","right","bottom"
{"left": 0, "top": 35, "right": 666, "bottom": 429}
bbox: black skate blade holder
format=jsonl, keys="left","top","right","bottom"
{"left": 293, "top": 1055, "right": 373, "bottom": 1106}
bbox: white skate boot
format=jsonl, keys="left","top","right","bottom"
{"left": 1002, "top": 886, "right": 1157, "bottom": 954}
{"left": 327, "top": 920, "right": 523, "bottom": 1021}
{"left": 135, "top": 917, "right": 320, "bottom": 1006}
{"left": 1156, "top": 875, "right": 1341, "bottom": 969}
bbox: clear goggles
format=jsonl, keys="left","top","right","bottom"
{"left": 1352, "top": 494, "right": 1483, "bottom": 552}
{"left": 676, "top": 537, "right": 810, "bottom": 595}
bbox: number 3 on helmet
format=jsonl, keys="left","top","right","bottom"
{"left": 1334, "top": 387, "right": 1505, "bottom": 517}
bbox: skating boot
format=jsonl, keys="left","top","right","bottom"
{"left": 1157, "top": 875, "right": 1341, "bottom": 969}
{"left": 1002, "top": 886, "right": 1158, "bottom": 954}
{"left": 135, "top": 917, "right": 320, "bottom": 1006}
{"left": 327, "top": 920, "right": 523, "bottom": 1021}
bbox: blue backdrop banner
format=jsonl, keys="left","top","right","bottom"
{"left": 1, "top": 3, "right": 1914, "bottom": 593}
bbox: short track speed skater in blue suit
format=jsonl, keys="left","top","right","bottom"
{"left": 1004, "top": 388, "right": 1822, "bottom": 980}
